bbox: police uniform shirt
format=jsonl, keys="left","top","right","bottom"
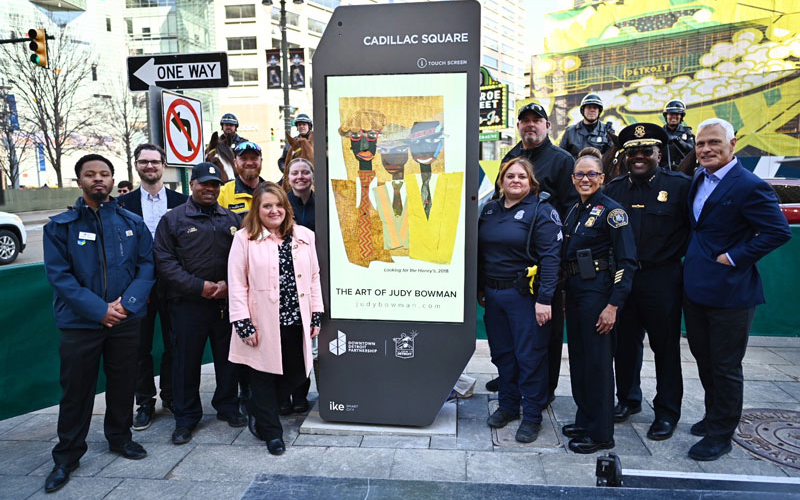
{"left": 563, "top": 191, "right": 637, "bottom": 306}
{"left": 604, "top": 169, "right": 691, "bottom": 265}
{"left": 662, "top": 124, "right": 695, "bottom": 169}
{"left": 478, "top": 192, "right": 562, "bottom": 305}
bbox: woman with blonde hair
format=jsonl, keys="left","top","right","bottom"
{"left": 227, "top": 182, "right": 323, "bottom": 455}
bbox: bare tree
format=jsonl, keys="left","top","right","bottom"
{"left": 104, "top": 77, "right": 147, "bottom": 182}
{"left": 1, "top": 27, "right": 100, "bottom": 187}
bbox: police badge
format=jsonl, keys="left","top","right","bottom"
{"left": 230, "top": 226, "right": 237, "bottom": 235}
{"left": 607, "top": 209, "right": 629, "bottom": 228}
{"left": 634, "top": 125, "right": 646, "bottom": 138}
{"left": 585, "top": 216, "right": 596, "bottom": 227}
{"left": 657, "top": 191, "right": 668, "bottom": 202}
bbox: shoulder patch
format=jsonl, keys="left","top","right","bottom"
{"left": 607, "top": 208, "right": 629, "bottom": 228}
{"left": 550, "top": 209, "right": 562, "bottom": 226}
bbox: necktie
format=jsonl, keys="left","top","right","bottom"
{"left": 420, "top": 172, "right": 432, "bottom": 219}
{"left": 357, "top": 170, "right": 376, "bottom": 262}
{"left": 392, "top": 181, "right": 403, "bottom": 217}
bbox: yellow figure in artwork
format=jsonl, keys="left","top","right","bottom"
{"left": 372, "top": 124, "right": 410, "bottom": 256}
{"left": 332, "top": 109, "right": 394, "bottom": 268}
{"left": 403, "top": 121, "right": 463, "bottom": 265}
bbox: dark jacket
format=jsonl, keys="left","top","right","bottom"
{"left": 117, "top": 186, "right": 188, "bottom": 217}
{"left": 494, "top": 137, "right": 578, "bottom": 217}
{"left": 153, "top": 198, "right": 241, "bottom": 301}
{"left": 559, "top": 121, "right": 614, "bottom": 158}
{"left": 662, "top": 123, "right": 695, "bottom": 170}
{"left": 603, "top": 168, "right": 691, "bottom": 266}
{"left": 478, "top": 192, "right": 562, "bottom": 305}
{"left": 684, "top": 160, "right": 791, "bottom": 308}
{"left": 43, "top": 197, "right": 155, "bottom": 329}
{"left": 288, "top": 190, "right": 315, "bottom": 231}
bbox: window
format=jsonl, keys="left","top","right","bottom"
{"left": 225, "top": 4, "right": 256, "bottom": 20}
{"left": 309, "top": 0, "right": 340, "bottom": 10}
{"left": 501, "top": 43, "right": 514, "bottom": 55}
{"left": 126, "top": 0, "right": 176, "bottom": 7}
{"left": 484, "top": 17, "right": 497, "bottom": 33}
{"left": 230, "top": 68, "right": 258, "bottom": 83}
{"left": 106, "top": 17, "right": 112, "bottom": 32}
{"left": 126, "top": 18, "right": 133, "bottom": 34}
{"left": 92, "top": 64, "right": 97, "bottom": 81}
{"left": 142, "top": 27, "right": 151, "bottom": 38}
{"left": 227, "top": 36, "right": 257, "bottom": 51}
{"left": 271, "top": 7, "right": 299, "bottom": 26}
{"left": 483, "top": 55, "right": 498, "bottom": 69}
{"left": 308, "top": 18, "right": 326, "bottom": 35}
{"left": 483, "top": 36, "right": 498, "bottom": 51}
{"left": 501, "top": 61, "right": 514, "bottom": 74}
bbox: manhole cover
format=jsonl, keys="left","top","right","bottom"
{"left": 734, "top": 408, "right": 800, "bottom": 469}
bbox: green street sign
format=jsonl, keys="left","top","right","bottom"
{"left": 479, "top": 131, "right": 500, "bottom": 142}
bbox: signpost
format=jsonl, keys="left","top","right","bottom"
{"left": 313, "top": 0, "right": 480, "bottom": 426}
{"left": 127, "top": 52, "right": 229, "bottom": 91}
{"left": 161, "top": 90, "right": 204, "bottom": 167}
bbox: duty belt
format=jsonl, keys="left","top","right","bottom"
{"left": 564, "top": 258, "right": 610, "bottom": 277}
{"left": 485, "top": 277, "right": 517, "bottom": 290}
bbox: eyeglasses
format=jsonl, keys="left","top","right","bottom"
{"left": 135, "top": 160, "right": 163, "bottom": 167}
{"left": 572, "top": 171, "right": 602, "bottom": 180}
{"left": 627, "top": 147, "right": 655, "bottom": 157}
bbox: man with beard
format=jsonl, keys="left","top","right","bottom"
{"left": 560, "top": 94, "right": 614, "bottom": 158}
{"left": 220, "top": 113, "right": 248, "bottom": 148}
{"left": 218, "top": 141, "right": 266, "bottom": 215}
{"left": 154, "top": 162, "right": 246, "bottom": 445}
{"left": 603, "top": 123, "right": 691, "bottom": 440}
{"left": 488, "top": 103, "right": 576, "bottom": 405}
{"left": 118, "top": 144, "right": 188, "bottom": 431}
{"left": 42, "top": 154, "right": 155, "bottom": 492}
{"left": 661, "top": 100, "right": 695, "bottom": 170}
{"left": 278, "top": 114, "right": 313, "bottom": 175}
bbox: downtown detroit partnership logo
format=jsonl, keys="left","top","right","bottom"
{"left": 329, "top": 330, "right": 419, "bottom": 359}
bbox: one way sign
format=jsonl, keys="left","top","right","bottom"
{"left": 127, "top": 52, "right": 229, "bottom": 91}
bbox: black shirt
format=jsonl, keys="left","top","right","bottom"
{"left": 603, "top": 168, "right": 691, "bottom": 266}
{"left": 288, "top": 190, "right": 315, "bottom": 232}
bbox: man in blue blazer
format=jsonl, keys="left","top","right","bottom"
{"left": 684, "top": 118, "right": 791, "bottom": 461}
{"left": 118, "top": 144, "right": 188, "bottom": 431}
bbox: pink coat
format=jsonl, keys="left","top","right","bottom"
{"left": 227, "top": 225, "right": 322, "bottom": 376}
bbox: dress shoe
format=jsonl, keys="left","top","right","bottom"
{"left": 647, "top": 420, "right": 675, "bottom": 441}
{"left": 172, "top": 427, "right": 193, "bottom": 445}
{"left": 485, "top": 376, "right": 499, "bottom": 392}
{"left": 568, "top": 436, "right": 615, "bottom": 454}
{"left": 690, "top": 419, "right": 707, "bottom": 437}
{"left": 132, "top": 403, "right": 154, "bottom": 431}
{"left": 44, "top": 462, "right": 79, "bottom": 493}
{"left": 109, "top": 441, "right": 147, "bottom": 460}
{"left": 515, "top": 421, "right": 541, "bottom": 443}
{"left": 292, "top": 397, "right": 310, "bottom": 414}
{"left": 613, "top": 403, "right": 641, "bottom": 423}
{"left": 486, "top": 408, "right": 520, "bottom": 428}
{"left": 247, "top": 413, "right": 264, "bottom": 441}
{"left": 217, "top": 411, "right": 247, "bottom": 427}
{"left": 561, "top": 423, "right": 587, "bottom": 438}
{"left": 688, "top": 436, "right": 732, "bottom": 461}
{"left": 267, "top": 438, "right": 286, "bottom": 455}
{"left": 278, "top": 399, "right": 293, "bottom": 416}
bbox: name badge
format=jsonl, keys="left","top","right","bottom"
{"left": 78, "top": 231, "right": 96, "bottom": 241}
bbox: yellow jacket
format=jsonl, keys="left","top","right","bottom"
{"left": 218, "top": 178, "right": 259, "bottom": 214}
{"left": 406, "top": 172, "right": 463, "bottom": 265}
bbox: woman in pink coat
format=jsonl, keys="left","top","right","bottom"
{"left": 227, "top": 182, "right": 323, "bottom": 455}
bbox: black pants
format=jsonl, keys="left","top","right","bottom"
{"left": 249, "top": 326, "right": 306, "bottom": 441}
{"left": 135, "top": 287, "right": 172, "bottom": 407}
{"left": 169, "top": 299, "right": 239, "bottom": 429}
{"left": 566, "top": 273, "right": 615, "bottom": 443}
{"left": 614, "top": 263, "right": 683, "bottom": 424}
{"left": 548, "top": 286, "right": 565, "bottom": 397}
{"left": 684, "top": 297, "right": 754, "bottom": 441}
{"left": 52, "top": 320, "right": 140, "bottom": 466}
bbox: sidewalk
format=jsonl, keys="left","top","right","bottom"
{"left": 1, "top": 337, "right": 798, "bottom": 499}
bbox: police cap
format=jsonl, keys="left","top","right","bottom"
{"left": 220, "top": 113, "right": 238, "bottom": 126}
{"left": 191, "top": 162, "right": 224, "bottom": 184}
{"left": 294, "top": 113, "right": 313, "bottom": 129}
{"left": 663, "top": 99, "right": 686, "bottom": 117}
{"left": 618, "top": 122, "right": 669, "bottom": 150}
{"left": 580, "top": 93, "right": 604, "bottom": 115}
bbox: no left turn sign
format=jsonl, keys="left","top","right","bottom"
{"left": 161, "top": 90, "right": 204, "bottom": 167}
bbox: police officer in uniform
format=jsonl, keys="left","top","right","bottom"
{"left": 220, "top": 113, "right": 249, "bottom": 148}
{"left": 604, "top": 123, "right": 691, "bottom": 440}
{"left": 561, "top": 148, "right": 637, "bottom": 454}
{"left": 278, "top": 113, "right": 313, "bottom": 174}
{"left": 560, "top": 94, "right": 615, "bottom": 158}
{"left": 487, "top": 103, "right": 577, "bottom": 404}
{"left": 154, "top": 162, "right": 247, "bottom": 445}
{"left": 661, "top": 100, "right": 695, "bottom": 170}
{"left": 479, "top": 157, "right": 562, "bottom": 443}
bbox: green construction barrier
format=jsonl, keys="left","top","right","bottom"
{"left": 1, "top": 227, "right": 797, "bottom": 420}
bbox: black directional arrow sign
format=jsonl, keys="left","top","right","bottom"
{"left": 127, "top": 52, "right": 229, "bottom": 91}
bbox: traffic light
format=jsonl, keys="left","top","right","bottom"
{"left": 27, "top": 29, "right": 48, "bottom": 68}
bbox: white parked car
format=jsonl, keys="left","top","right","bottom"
{"left": 0, "top": 211, "right": 27, "bottom": 265}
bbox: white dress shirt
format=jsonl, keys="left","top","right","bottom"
{"left": 141, "top": 185, "right": 168, "bottom": 240}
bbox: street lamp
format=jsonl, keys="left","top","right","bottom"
{"left": 263, "top": 0, "right": 304, "bottom": 136}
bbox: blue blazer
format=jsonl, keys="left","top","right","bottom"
{"left": 684, "top": 159, "right": 791, "bottom": 308}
